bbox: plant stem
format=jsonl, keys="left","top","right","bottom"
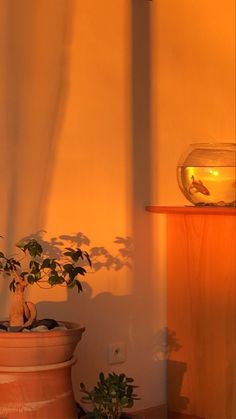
{"left": 9, "top": 281, "right": 26, "bottom": 327}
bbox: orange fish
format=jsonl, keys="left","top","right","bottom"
{"left": 189, "top": 175, "right": 210, "bottom": 195}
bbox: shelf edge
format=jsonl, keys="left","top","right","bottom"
{"left": 145, "top": 205, "right": 236, "bottom": 215}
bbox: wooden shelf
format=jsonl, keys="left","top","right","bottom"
{"left": 145, "top": 205, "right": 236, "bottom": 215}
{"left": 162, "top": 205, "right": 236, "bottom": 418}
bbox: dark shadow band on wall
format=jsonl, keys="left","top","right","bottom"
{"left": 130, "top": 0, "right": 153, "bottom": 291}
{"left": 130, "top": 0, "right": 160, "bottom": 398}
{"left": 131, "top": 0, "right": 152, "bottom": 208}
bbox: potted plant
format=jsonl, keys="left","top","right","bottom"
{"left": 0, "top": 237, "right": 91, "bottom": 419}
{"left": 80, "top": 372, "right": 141, "bottom": 419}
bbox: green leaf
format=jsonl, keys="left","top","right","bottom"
{"left": 67, "top": 266, "right": 86, "bottom": 282}
{"left": 0, "top": 251, "right": 5, "bottom": 258}
{"left": 49, "top": 260, "right": 57, "bottom": 270}
{"left": 11, "top": 259, "right": 21, "bottom": 267}
{"left": 99, "top": 372, "right": 105, "bottom": 383}
{"left": 30, "top": 260, "right": 40, "bottom": 273}
{"left": 48, "top": 276, "right": 58, "bottom": 286}
{"left": 127, "top": 399, "right": 134, "bottom": 408}
{"left": 126, "top": 386, "right": 133, "bottom": 397}
{"left": 125, "top": 377, "right": 134, "bottom": 383}
{"left": 121, "top": 396, "right": 128, "bottom": 405}
{"left": 27, "top": 275, "right": 36, "bottom": 284}
{"left": 23, "top": 240, "right": 43, "bottom": 257}
{"left": 15, "top": 242, "right": 26, "bottom": 252}
{"left": 34, "top": 271, "right": 42, "bottom": 280}
{"left": 75, "top": 266, "right": 86, "bottom": 276}
{"left": 41, "top": 258, "right": 56, "bottom": 270}
{"left": 57, "top": 276, "right": 65, "bottom": 284}
{"left": 84, "top": 251, "right": 92, "bottom": 267}
{"left": 67, "top": 279, "right": 75, "bottom": 288}
{"left": 64, "top": 248, "right": 83, "bottom": 262}
{"left": 48, "top": 271, "right": 61, "bottom": 286}
{"left": 74, "top": 248, "right": 83, "bottom": 261}
{"left": 75, "top": 280, "right": 83, "bottom": 293}
{"left": 63, "top": 263, "right": 74, "bottom": 273}
{"left": 41, "top": 258, "right": 51, "bottom": 269}
{"left": 9, "top": 280, "right": 16, "bottom": 292}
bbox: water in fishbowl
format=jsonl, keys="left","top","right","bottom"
{"left": 177, "top": 166, "right": 236, "bottom": 206}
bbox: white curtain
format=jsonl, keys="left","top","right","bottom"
{"left": 0, "top": 0, "right": 72, "bottom": 318}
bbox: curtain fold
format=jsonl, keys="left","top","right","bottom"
{"left": 0, "top": 0, "right": 73, "bottom": 318}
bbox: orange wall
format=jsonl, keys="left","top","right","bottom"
{"left": 38, "top": 0, "right": 164, "bottom": 410}
{"left": 151, "top": 0, "right": 235, "bottom": 205}
{"left": 0, "top": 0, "right": 235, "bottom": 412}
{"left": 29, "top": 0, "right": 236, "bottom": 409}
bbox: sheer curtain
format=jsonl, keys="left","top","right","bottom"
{"left": 0, "top": 0, "right": 72, "bottom": 318}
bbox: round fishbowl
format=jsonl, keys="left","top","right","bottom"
{"left": 177, "top": 143, "right": 236, "bottom": 207}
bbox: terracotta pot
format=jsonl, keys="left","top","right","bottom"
{"left": 0, "top": 321, "right": 85, "bottom": 367}
{"left": 0, "top": 322, "right": 85, "bottom": 419}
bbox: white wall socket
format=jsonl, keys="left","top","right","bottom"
{"left": 108, "top": 342, "right": 126, "bottom": 364}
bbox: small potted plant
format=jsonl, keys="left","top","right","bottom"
{"left": 0, "top": 237, "right": 91, "bottom": 419}
{"left": 0, "top": 237, "right": 91, "bottom": 330}
{"left": 80, "top": 372, "right": 141, "bottom": 419}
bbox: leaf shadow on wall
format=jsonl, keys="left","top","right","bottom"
{"left": 21, "top": 230, "right": 133, "bottom": 272}
{"left": 27, "top": 231, "right": 138, "bottom": 399}
{"left": 21, "top": 231, "right": 134, "bottom": 336}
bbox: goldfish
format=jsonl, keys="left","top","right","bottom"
{"left": 189, "top": 175, "right": 210, "bottom": 196}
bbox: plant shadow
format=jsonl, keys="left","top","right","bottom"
{"left": 153, "top": 327, "right": 189, "bottom": 415}
{"left": 20, "top": 231, "right": 133, "bottom": 273}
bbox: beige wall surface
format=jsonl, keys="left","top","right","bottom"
{"left": 0, "top": 0, "right": 235, "bottom": 412}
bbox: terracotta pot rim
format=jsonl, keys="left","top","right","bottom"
{"left": 0, "top": 356, "right": 77, "bottom": 372}
{"left": 0, "top": 321, "right": 85, "bottom": 339}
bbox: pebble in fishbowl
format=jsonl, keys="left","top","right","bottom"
{"left": 177, "top": 143, "right": 236, "bottom": 207}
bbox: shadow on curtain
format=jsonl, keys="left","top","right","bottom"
{"left": 0, "top": 0, "right": 74, "bottom": 317}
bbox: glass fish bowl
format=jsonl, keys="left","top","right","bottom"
{"left": 177, "top": 143, "right": 236, "bottom": 207}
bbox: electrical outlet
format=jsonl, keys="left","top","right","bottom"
{"left": 108, "top": 342, "right": 126, "bottom": 365}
